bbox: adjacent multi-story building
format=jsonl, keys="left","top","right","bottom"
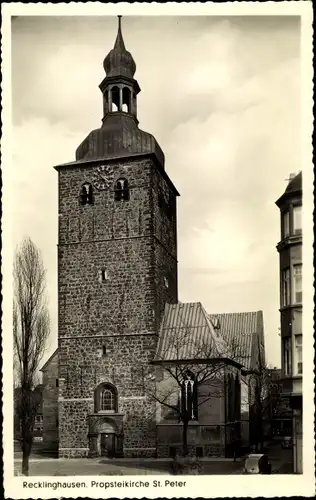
{"left": 276, "top": 171, "right": 302, "bottom": 473}
{"left": 268, "top": 368, "right": 292, "bottom": 439}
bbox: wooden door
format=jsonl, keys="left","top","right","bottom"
{"left": 100, "top": 433, "right": 115, "bottom": 457}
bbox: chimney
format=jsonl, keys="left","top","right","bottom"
{"left": 288, "top": 172, "right": 296, "bottom": 181}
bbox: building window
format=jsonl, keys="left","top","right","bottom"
{"left": 294, "top": 335, "right": 302, "bottom": 375}
{"left": 283, "top": 338, "right": 292, "bottom": 376}
{"left": 102, "top": 345, "right": 107, "bottom": 357}
{"left": 164, "top": 276, "right": 169, "bottom": 289}
{"left": 281, "top": 268, "right": 290, "bottom": 307}
{"left": 99, "top": 269, "right": 109, "bottom": 283}
{"left": 100, "top": 389, "right": 115, "bottom": 411}
{"left": 114, "top": 178, "right": 129, "bottom": 201}
{"left": 293, "top": 264, "right": 302, "bottom": 303}
{"left": 282, "top": 211, "right": 290, "bottom": 238}
{"left": 94, "top": 383, "right": 118, "bottom": 413}
{"left": 293, "top": 205, "right": 302, "bottom": 234}
{"left": 56, "top": 378, "right": 59, "bottom": 388}
{"left": 111, "top": 86, "right": 120, "bottom": 112}
{"left": 122, "top": 87, "right": 131, "bottom": 113}
{"left": 79, "top": 183, "right": 93, "bottom": 205}
{"left": 158, "top": 187, "right": 172, "bottom": 219}
{"left": 180, "top": 371, "right": 198, "bottom": 421}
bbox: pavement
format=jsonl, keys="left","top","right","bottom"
{"left": 14, "top": 457, "right": 245, "bottom": 476}
{"left": 14, "top": 458, "right": 168, "bottom": 476}
{"left": 267, "top": 442, "right": 293, "bottom": 474}
{"left": 14, "top": 441, "right": 293, "bottom": 477}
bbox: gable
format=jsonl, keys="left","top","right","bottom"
{"left": 208, "top": 311, "right": 264, "bottom": 371}
{"left": 40, "top": 348, "right": 58, "bottom": 372}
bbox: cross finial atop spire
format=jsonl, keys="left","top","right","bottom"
{"left": 114, "top": 14, "right": 125, "bottom": 50}
{"left": 103, "top": 15, "right": 136, "bottom": 79}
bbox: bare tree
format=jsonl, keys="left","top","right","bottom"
{"left": 144, "top": 321, "right": 241, "bottom": 457}
{"left": 13, "top": 237, "right": 50, "bottom": 475}
{"left": 232, "top": 329, "right": 275, "bottom": 453}
{"left": 246, "top": 359, "right": 275, "bottom": 452}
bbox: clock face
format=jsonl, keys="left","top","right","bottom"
{"left": 91, "top": 165, "right": 114, "bottom": 190}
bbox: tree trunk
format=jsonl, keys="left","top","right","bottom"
{"left": 22, "top": 450, "right": 29, "bottom": 476}
{"left": 22, "top": 440, "right": 31, "bottom": 476}
{"left": 182, "top": 418, "right": 189, "bottom": 457}
{"left": 20, "top": 389, "right": 33, "bottom": 476}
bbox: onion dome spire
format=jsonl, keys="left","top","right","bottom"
{"left": 103, "top": 16, "right": 136, "bottom": 79}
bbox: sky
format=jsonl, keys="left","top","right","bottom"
{"left": 11, "top": 15, "right": 301, "bottom": 368}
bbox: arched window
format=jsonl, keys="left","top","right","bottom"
{"left": 114, "top": 178, "right": 129, "bottom": 201}
{"left": 94, "top": 383, "right": 118, "bottom": 413}
{"left": 180, "top": 371, "right": 198, "bottom": 421}
{"left": 100, "top": 388, "right": 114, "bottom": 411}
{"left": 122, "top": 87, "right": 131, "bottom": 113}
{"left": 111, "top": 86, "right": 120, "bottom": 112}
{"left": 79, "top": 183, "right": 93, "bottom": 205}
{"left": 104, "top": 90, "right": 110, "bottom": 114}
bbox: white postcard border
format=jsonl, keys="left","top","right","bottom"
{"left": 1, "top": 2, "right": 314, "bottom": 498}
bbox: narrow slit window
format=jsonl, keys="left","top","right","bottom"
{"left": 99, "top": 269, "right": 108, "bottom": 282}
{"left": 102, "top": 345, "right": 107, "bottom": 357}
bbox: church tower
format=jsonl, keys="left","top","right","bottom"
{"left": 55, "top": 17, "right": 179, "bottom": 458}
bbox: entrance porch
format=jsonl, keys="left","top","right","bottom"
{"left": 87, "top": 413, "right": 124, "bottom": 458}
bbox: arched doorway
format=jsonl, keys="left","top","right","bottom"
{"left": 98, "top": 420, "right": 116, "bottom": 457}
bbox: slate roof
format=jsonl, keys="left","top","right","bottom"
{"left": 154, "top": 302, "right": 229, "bottom": 363}
{"left": 208, "top": 311, "right": 264, "bottom": 371}
{"left": 284, "top": 171, "right": 302, "bottom": 195}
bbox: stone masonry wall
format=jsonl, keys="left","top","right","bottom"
{"left": 58, "top": 158, "right": 178, "bottom": 339}
{"left": 57, "top": 156, "right": 178, "bottom": 457}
